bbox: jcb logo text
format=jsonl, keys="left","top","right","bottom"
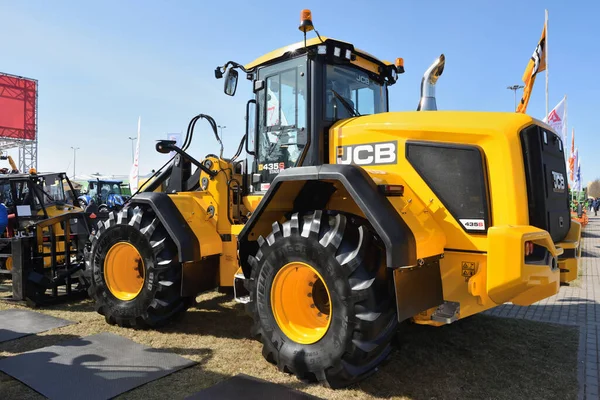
{"left": 336, "top": 141, "right": 397, "bottom": 166}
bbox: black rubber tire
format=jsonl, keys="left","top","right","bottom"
{"left": 245, "top": 210, "right": 398, "bottom": 388}
{"left": 87, "top": 204, "right": 192, "bottom": 328}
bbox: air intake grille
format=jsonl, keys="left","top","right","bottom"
{"left": 406, "top": 141, "right": 490, "bottom": 233}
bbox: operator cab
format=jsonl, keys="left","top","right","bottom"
{"left": 217, "top": 12, "right": 403, "bottom": 193}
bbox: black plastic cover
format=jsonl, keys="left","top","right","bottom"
{"left": 520, "top": 125, "right": 570, "bottom": 242}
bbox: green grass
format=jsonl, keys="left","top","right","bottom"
{"left": 0, "top": 291, "right": 579, "bottom": 400}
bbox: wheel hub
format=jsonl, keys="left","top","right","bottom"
{"left": 270, "top": 261, "right": 332, "bottom": 344}
{"left": 104, "top": 242, "right": 145, "bottom": 301}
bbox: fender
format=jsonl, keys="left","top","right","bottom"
{"left": 78, "top": 195, "right": 91, "bottom": 205}
{"left": 238, "top": 164, "right": 417, "bottom": 274}
{"left": 128, "top": 192, "right": 200, "bottom": 262}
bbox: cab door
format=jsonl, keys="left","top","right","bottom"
{"left": 252, "top": 57, "right": 307, "bottom": 193}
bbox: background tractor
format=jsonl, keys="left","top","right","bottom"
{"left": 0, "top": 171, "right": 91, "bottom": 305}
{"left": 78, "top": 178, "right": 129, "bottom": 213}
{"left": 86, "top": 10, "right": 580, "bottom": 388}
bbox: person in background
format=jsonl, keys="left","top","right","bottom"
{"left": 594, "top": 198, "right": 599, "bottom": 217}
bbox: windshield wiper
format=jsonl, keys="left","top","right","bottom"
{"left": 331, "top": 89, "right": 360, "bottom": 117}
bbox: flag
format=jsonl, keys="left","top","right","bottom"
{"left": 568, "top": 129, "right": 575, "bottom": 181}
{"left": 543, "top": 96, "right": 567, "bottom": 143}
{"left": 516, "top": 22, "right": 547, "bottom": 114}
{"left": 576, "top": 158, "right": 582, "bottom": 191}
{"left": 572, "top": 147, "right": 578, "bottom": 185}
{"left": 129, "top": 117, "right": 141, "bottom": 193}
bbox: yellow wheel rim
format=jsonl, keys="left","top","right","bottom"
{"left": 271, "top": 262, "right": 332, "bottom": 344}
{"left": 104, "top": 242, "right": 145, "bottom": 301}
{"left": 5, "top": 256, "right": 12, "bottom": 271}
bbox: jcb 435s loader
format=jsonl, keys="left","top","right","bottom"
{"left": 86, "top": 10, "right": 580, "bottom": 388}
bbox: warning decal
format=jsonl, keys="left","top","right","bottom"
{"left": 461, "top": 261, "right": 477, "bottom": 282}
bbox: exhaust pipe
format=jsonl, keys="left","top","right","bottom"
{"left": 417, "top": 54, "right": 445, "bottom": 111}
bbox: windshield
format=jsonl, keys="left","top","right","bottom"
{"left": 33, "top": 174, "right": 76, "bottom": 205}
{"left": 43, "top": 175, "right": 67, "bottom": 202}
{"left": 325, "top": 64, "right": 387, "bottom": 120}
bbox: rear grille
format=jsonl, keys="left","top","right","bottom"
{"left": 520, "top": 125, "right": 570, "bottom": 242}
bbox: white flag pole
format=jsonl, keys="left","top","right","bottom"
{"left": 129, "top": 117, "right": 141, "bottom": 193}
{"left": 545, "top": 9, "right": 549, "bottom": 118}
{"left": 564, "top": 94, "right": 568, "bottom": 161}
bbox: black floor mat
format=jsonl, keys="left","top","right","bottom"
{"left": 186, "top": 373, "right": 322, "bottom": 400}
{"left": 0, "top": 309, "right": 75, "bottom": 343}
{"left": 0, "top": 332, "right": 196, "bottom": 400}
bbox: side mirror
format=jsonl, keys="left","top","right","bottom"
{"left": 224, "top": 68, "right": 238, "bottom": 96}
{"left": 156, "top": 139, "right": 177, "bottom": 154}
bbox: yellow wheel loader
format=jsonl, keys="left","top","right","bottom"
{"left": 86, "top": 10, "right": 580, "bottom": 388}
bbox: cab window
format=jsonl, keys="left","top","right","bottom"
{"left": 0, "top": 182, "right": 13, "bottom": 207}
{"left": 325, "top": 64, "right": 387, "bottom": 120}
{"left": 255, "top": 57, "right": 307, "bottom": 190}
{"left": 88, "top": 182, "right": 97, "bottom": 198}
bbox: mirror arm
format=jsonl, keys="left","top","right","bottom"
{"left": 155, "top": 141, "right": 218, "bottom": 178}
{"left": 215, "top": 61, "right": 253, "bottom": 79}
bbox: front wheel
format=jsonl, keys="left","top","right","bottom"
{"left": 87, "top": 205, "right": 192, "bottom": 328}
{"left": 245, "top": 211, "right": 398, "bottom": 388}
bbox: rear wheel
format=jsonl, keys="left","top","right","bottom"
{"left": 87, "top": 205, "right": 192, "bottom": 328}
{"left": 245, "top": 211, "right": 398, "bottom": 388}
{"left": 0, "top": 256, "right": 11, "bottom": 282}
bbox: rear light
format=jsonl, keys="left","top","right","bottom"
{"left": 525, "top": 241, "right": 534, "bottom": 256}
{"left": 378, "top": 184, "right": 404, "bottom": 197}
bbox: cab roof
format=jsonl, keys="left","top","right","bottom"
{"left": 91, "top": 179, "right": 123, "bottom": 183}
{"left": 0, "top": 172, "right": 67, "bottom": 181}
{"left": 245, "top": 36, "right": 393, "bottom": 70}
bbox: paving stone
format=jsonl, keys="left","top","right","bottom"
{"left": 491, "top": 216, "right": 600, "bottom": 399}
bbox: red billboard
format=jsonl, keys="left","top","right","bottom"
{"left": 0, "top": 73, "right": 37, "bottom": 140}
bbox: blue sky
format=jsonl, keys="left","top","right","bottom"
{"left": 1, "top": 0, "right": 597, "bottom": 184}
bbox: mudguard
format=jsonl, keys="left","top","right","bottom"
{"left": 78, "top": 195, "right": 91, "bottom": 205}
{"left": 238, "top": 164, "right": 417, "bottom": 274}
{"left": 128, "top": 192, "right": 200, "bottom": 262}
